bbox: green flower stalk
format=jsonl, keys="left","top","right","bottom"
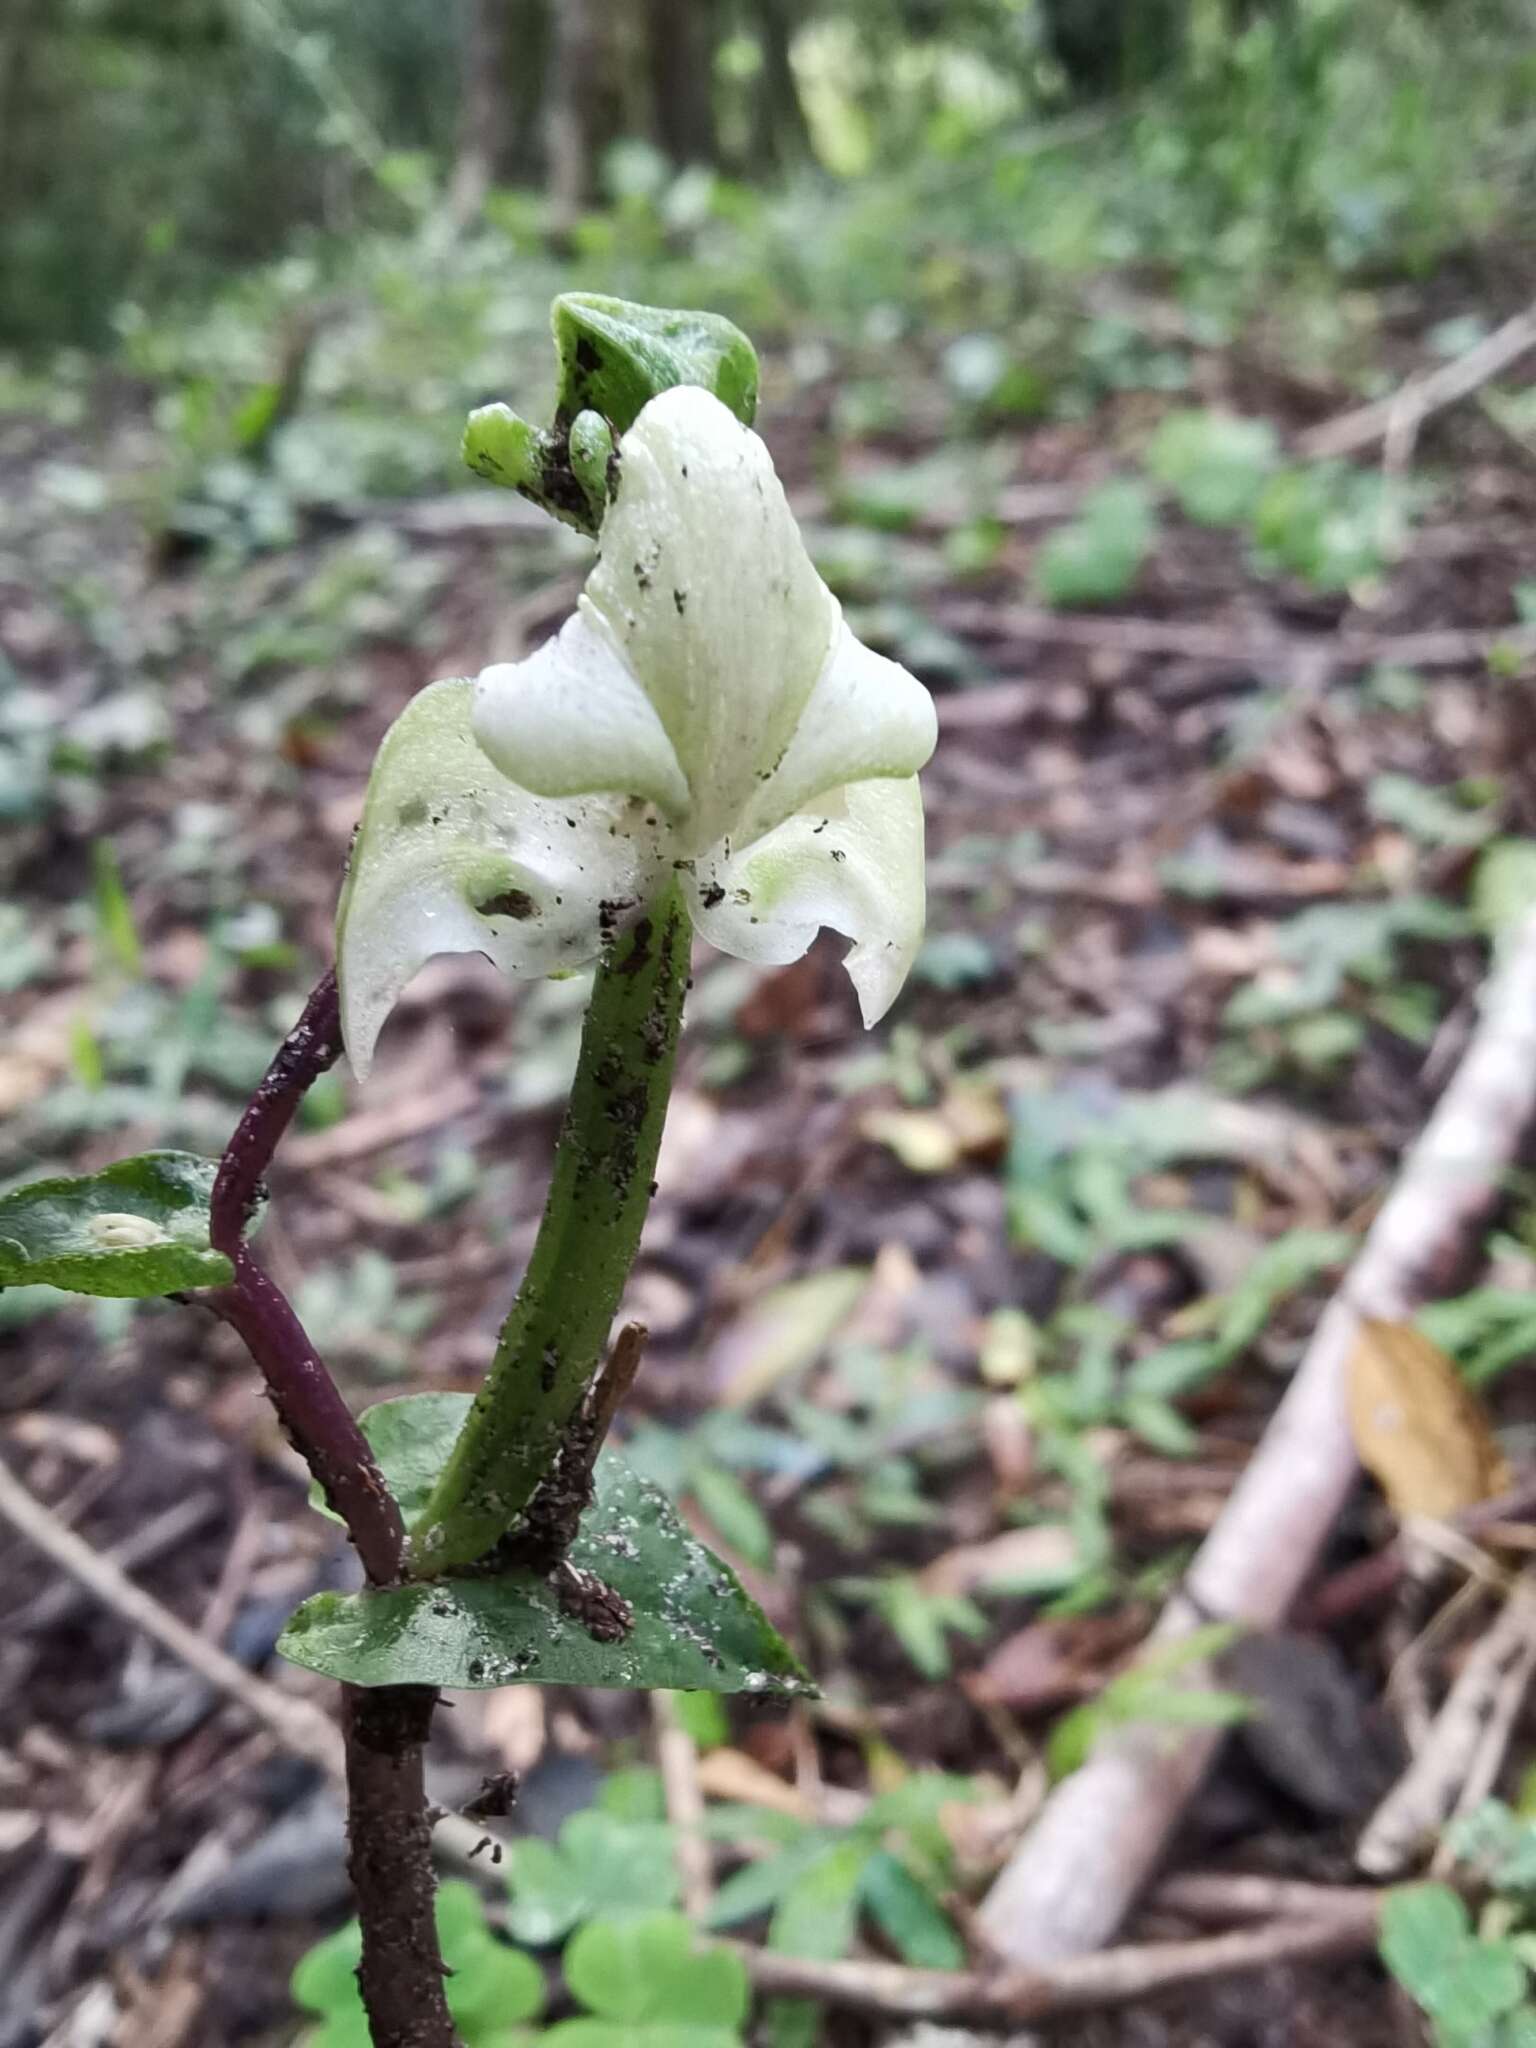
{"left": 410, "top": 882, "right": 688, "bottom": 1574}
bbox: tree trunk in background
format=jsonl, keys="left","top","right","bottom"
{"left": 447, "top": 0, "right": 513, "bottom": 227}
{"left": 504, "top": 0, "right": 552, "bottom": 181}
{"left": 546, "top": 0, "right": 634, "bottom": 230}
{"left": 751, "top": 0, "right": 812, "bottom": 171}
{"left": 644, "top": 0, "right": 717, "bottom": 166}
{"left": 0, "top": 0, "right": 46, "bottom": 206}
{"left": 546, "top": 0, "right": 597, "bottom": 229}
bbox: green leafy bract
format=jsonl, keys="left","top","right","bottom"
{"left": 292, "top": 1881, "right": 543, "bottom": 2046}
{"left": 0, "top": 1152, "right": 242, "bottom": 1297}
{"left": 282, "top": 1393, "right": 814, "bottom": 1698}
{"left": 463, "top": 294, "right": 758, "bottom": 536}
{"left": 552, "top": 294, "right": 758, "bottom": 433}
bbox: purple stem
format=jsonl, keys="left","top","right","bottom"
{"left": 211, "top": 970, "right": 343, "bottom": 1247}
{"left": 208, "top": 971, "right": 404, "bottom": 1587}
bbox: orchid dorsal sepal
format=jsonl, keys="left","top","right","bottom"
{"left": 340, "top": 383, "right": 936, "bottom": 1080}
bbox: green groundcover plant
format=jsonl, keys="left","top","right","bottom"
{"left": 0, "top": 292, "right": 937, "bottom": 2044}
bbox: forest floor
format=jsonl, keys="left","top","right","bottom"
{"left": 3, "top": 257, "right": 1536, "bottom": 2046}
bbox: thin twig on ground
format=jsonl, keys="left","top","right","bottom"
{"left": 933, "top": 605, "right": 1536, "bottom": 679}
{"left": 0, "top": 1453, "right": 344, "bottom": 1778}
{"left": 977, "top": 908, "right": 1536, "bottom": 1964}
{"left": 652, "top": 1691, "right": 713, "bottom": 1919}
{"left": 1297, "top": 297, "right": 1536, "bottom": 462}
{"left": 729, "top": 1897, "right": 1384, "bottom": 2025}
{"left": 9, "top": 1488, "right": 222, "bottom": 1633}
{"left": 1360, "top": 1567, "right": 1536, "bottom": 1877}
{"left": 1300, "top": 1469, "right": 1536, "bottom": 1626}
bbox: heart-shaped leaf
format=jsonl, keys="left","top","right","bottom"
{"left": 506, "top": 1811, "right": 680, "bottom": 1947}
{"left": 0, "top": 1152, "right": 240, "bottom": 1297}
{"left": 307, "top": 1390, "right": 470, "bottom": 1526}
{"left": 542, "top": 1912, "right": 749, "bottom": 2046}
{"left": 282, "top": 1395, "right": 813, "bottom": 1698}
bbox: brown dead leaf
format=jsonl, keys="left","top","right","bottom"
{"left": 734, "top": 952, "right": 828, "bottom": 1039}
{"left": 919, "top": 1525, "right": 1079, "bottom": 1599}
{"left": 861, "top": 1083, "right": 1009, "bottom": 1175}
{"left": 696, "top": 1748, "right": 816, "bottom": 1821}
{"left": 711, "top": 1267, "right": 872, "bottom": 1406}
{"left": 1346, "top": 1317, "right": 1509, "bottom": 1521}
{"left": 476, "top": 1686, "right": 547, "bottom": 1775}
{"left": 965, "top": 1611, "right": 1147, "bottom": 1713}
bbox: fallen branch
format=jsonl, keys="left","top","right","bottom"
{"left": 731, "top": 1897, "right": 1382, "bottom": 2025}
{"left": 1298, "top": 297, "right": 1536, "bottom": 463}
{"left": 977, "top": 907, "right": 1536, "bottom": 1965}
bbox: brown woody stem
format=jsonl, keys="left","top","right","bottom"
{"left": 211, "top": 971, "right": 457, "bottom": 2045}
{"left": 344, "top": 1685, "right": 459, "bottom": 2048}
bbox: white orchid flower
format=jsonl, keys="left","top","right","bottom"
{"left": 338, "top": 385, "right": 937, "bottom": 1077}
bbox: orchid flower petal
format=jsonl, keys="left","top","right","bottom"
{"left": 735, "top": 617, "right": 938, "bottom": 847}
{"left": 540, "top": 387, "right": 835, "bottom": 851}
{"left": 472, "top": 611, "right": 691, "bottom": 821}
{"left": 337, "top": 679, "right": 662, "bottom": 1075}
{"left": 685, "top": 777, "right": 927, "bottom": 1026}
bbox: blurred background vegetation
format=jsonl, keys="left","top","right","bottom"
{"left": 3, "top": 0, "right": 1534, "bottom": 360}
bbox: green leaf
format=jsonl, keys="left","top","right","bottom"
{"left": 0, "top": 1152, "right": 238, "bottom": 1297}
{"left": 1047, "top": 1627, "right": 1248, "bottom": 1777}
{"left": 1122, "top": 1396, "right": 1200, "bottom": 1456}
{"left": 91, "top": 838, "right": 142, "bottom": 977}
{"left": 552, "top": 295, "right": 758, "bottom": 433}
{"left": 690, "top": 1464, "right": 775, "bottom": 1568}
{"left": 707, "top": 1834, "right": 838, "bottom": 1930}
{"left": 544, "top": 1912, "right": 749, "bottom": 2046}
{"left": 1438, "top": 1944, "right": 1529, "bottom": 2030}
{"left": 912, "top": 930, "right": 998, "bottom": 991}
{"left": 765, "top": 1839, "right": 869, "bottom": 2048}
{"left": 868, "top": 1577, "right": 989, "bottom": 1681}
{"left": 292, "top": 1881, "right": 543, "bottom": 2045}
{"left": 1249, "top": 463, "right": 1405, "bottom": 592}
{"left": 1035, "top": 481, "right": 1156, "bottom": 608}
{"left": 666, "top": 1690, "right": 731, "bottom": 1750}
{"left": 768, "top": 1840, "right": 868, "bottom": 1963}
{"left": 1144, "top": 409, "right": 1278, "bottom": 526}
{"left": 506, "top": 1812, "right": 680, "bottom": 1947}
{"left": 1381, "top": 1886, "right": 1476, "bottom": 2008}
{"left": 1369, "top": 774, "right": 1497, "bottom": 850}
{"left": 308, "top": 1391, "right": 469, "bottom": 1526}
{"left": 858, "top": 1850, "right": 965, "bottom": 1969}
{"left": 1473, "top": 839, "right": 1536, "bottom": 953}
{"left": 1446, "top": 1801, "right": 1536, "bottom": 1895}
{"left": 280, "top": 1424, "right": 814, "bottom": 1699}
